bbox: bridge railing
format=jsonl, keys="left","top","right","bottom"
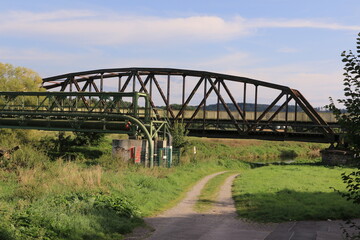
{"left": 0, "top": 91, "right": 152, "bottom": 120}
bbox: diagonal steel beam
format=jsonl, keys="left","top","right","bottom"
{"left": 152, "top": 75, "right": 175, "bottom": 119}
{"left": 138, "top": 74, "right": 152, "bottom": 93}
{"left": 207, "top": 78, "right": 243, "bottom": 134}
{"left": 185, "top": 77, "right": 218, "bottom": 129}
{"left": 175, "top": 76, "right": 204, "bottom": 119}
{"left": 247, "top": 91, "right": 285, "bottom": 132}
{"left": 119, "top": 73, "right": 134, "bottom": 92}
{"left": 289, "top": 89, "right": 334, "bottom": 141}
{"left": 71, "top": 78, "right": 90, "bottom": 109}
{"left": 259, "top": 95, "right": 293, "bottom": 131}
{"left": 135, "top": 73, "right": 160, "bottom": 118}
{"left": 220, "top": 80, "right": 249, "bottom": 128}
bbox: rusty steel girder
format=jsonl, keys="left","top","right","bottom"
{"left": 42, "top": 67, "right": 338, "bottom": 143}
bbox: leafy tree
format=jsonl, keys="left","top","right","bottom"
{"left": 328, "top": 33, "right": 360, "bottom": 240}
{"left": 0, "top": 62, "right": 44, "bottom": 91}
{"left": 0, "top": 63, "right": 44, "bottom": 142}
{"left": 73, "top": 132, "right": 105, "bottom": 146}
{"left": 170, "top": 121, "right": 189, "bottom": 148}
{"left": 327, "top": 33, "right": 360, "bottom": 153}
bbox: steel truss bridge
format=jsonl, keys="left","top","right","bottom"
{"left": 0, "top": 68, "right": 339, "bottom": 165}
{"left": 42, "top": 68, "right": 338, "bottom": 143}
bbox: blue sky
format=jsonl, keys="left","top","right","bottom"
{"left": 1, "top": 0, "right": 360, "bottom": 107}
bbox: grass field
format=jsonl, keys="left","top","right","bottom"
{"left": 189, "top": 137, "right": 326, "bottom": 163}
{"left": 233, "top": 165, "right": 360, "bottom": 222}
{"left": 0, "top": 129, "right": 351, "bottom": 239}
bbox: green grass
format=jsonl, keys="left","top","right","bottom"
{"left": 119, "top": 162, "right": 247, "bottom": 216}
{"left": 0, "top": 130, "right": 341, "bottom": 239}
{"left": 188, "top": 138, "right": 326, "bottom": 163}
{"left": 233, "top": 165, "right": 360, "bottom": 222}
{"left": 194, "top": 171, "right": 238, "bottom": 213}
{"left": 0, "top": 146, "right": 248, "bottom": 239}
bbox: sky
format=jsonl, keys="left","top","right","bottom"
{"left": 1, "top": 0, "right": 360, "bottom": 107}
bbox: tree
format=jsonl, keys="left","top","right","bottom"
{"left": 327, "top": 33, "right": 360, "bottom": 153}
{"left": 0, "top": 63, "right": 45, "bottom": 140}
{"left": 0, "top": 62, "right": 44, "bottom": 92}
{"left": 328, "top": 33, "right": 360, "bottom": 240}
{"left": 170, "top": 121, "right": 189, "bottom": 149}
{"left": 73, "top": 132, "right": 105, "bottom": 146}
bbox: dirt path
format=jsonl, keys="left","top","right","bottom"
{"left": 126, "top": 171, "right": 356, "bottom": 240}
{"left": 143, "top": 172, "right": 275, "bottom": 240}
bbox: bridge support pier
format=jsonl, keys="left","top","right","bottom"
{"left": 321, "top": 148, "right": 355, "bottom": 166}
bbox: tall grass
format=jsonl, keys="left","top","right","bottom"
{"left": 0, "top": 130, "right": 331, "bottom": 239}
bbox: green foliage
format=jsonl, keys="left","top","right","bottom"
{"left": 336, "top": 170, "right": 360, "bottom": 204}
{"left": 170, "top": 121, "right": 189, "bottom": 148}
{"left": 2, "top": 193, "right": 142, "bottom": 240}
{"left": 73, "top": 132, "right": 105, "bottom": 146}
{"left": 0, "top": 62, "right": 44, "bottom": 92}
{"left": 37, "top": 132, "right": 107, "bottom": 161}
{"left": 327, "top": 33, "right": 360, "bottom": 152}
{"left": 326, "top": 33, "right": 360, "bottom": 239}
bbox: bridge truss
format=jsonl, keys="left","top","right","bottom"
{"left": 42, "top": 68, "right": 338, "bottom": 144}
{"left": 0, "top": 91, "right": 171, "bottom": 167}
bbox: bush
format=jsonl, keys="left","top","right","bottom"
{"left": 2, "top": 193, "right": 142, "bottom": 240}
{"left": 170, "top": 121, "right": 189, "bottom": 148}
{"left": 73, "top": 132, "right": 105, "bottom": 146}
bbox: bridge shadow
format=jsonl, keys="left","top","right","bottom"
{"left": 139, "top": 201, "right": 360, "bottom": 240}
{"left": 47, "top": 147, "right": 104, "bottom": 164}
{"left": 233, "top": 190, "right": 360, "bottom": 223}
{"left": 279, "top": 150, "right": 298, "bottom": 160}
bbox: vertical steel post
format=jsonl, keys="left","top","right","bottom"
{"left": 89, "top": 80, "right": 92, "bottom": 108}
{"left": 182, "top": 75, "right": 185, "bottom": 120}
{"left": 144, "top": 95, "right": 150, "bottom": 122}
{"left": 134, "top": 92, "right": 138, "bottom": 118}
{"left": 100, "top": 73, "right": 104, "bottom": 92}
{"left": 117, "top": 76, "right": 122, "bottom": 113}
{"left": 254, "top": 85, "right": 258, "bottom": 121}
{"left": 132, "top": 72, "right": 136, "bottom": 92}
{"left": 217, "top": 79, "right": 220, "bottom": 127}
{"left": 69, "top": 77, "right": 73, "bottom": 104}
{"left": 285, "top": 94, "right": 289, "bottom": 133}
{"left": 69, "top": 78, "right": 73, "bottom": 92}
{"left": 243, "top": 83, "right": 247, "bottom": 121}
{"left": 150, "top": 75, "right": 153, "bottom": 99}
{"left": 203, "top": 78, "right": 207, "bottom": 131}
{"left": 167, "top": 74, "right": 170, "bottom": 118}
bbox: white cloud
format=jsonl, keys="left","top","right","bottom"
{"left": 0, "top": 10, "right": 359, "bottom": 46}
{"left": 248, "top": 19, "right": 360, "bottom": 31}
{"left": 0, "top": 11, "right": 250, "bottom": 45}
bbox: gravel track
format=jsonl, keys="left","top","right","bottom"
{"left": 126, "top": 171, "right": 356, "bottom": 240}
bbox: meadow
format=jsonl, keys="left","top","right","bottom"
{"left": 0, "top": 129, "right": 357, "bottom": 240}
{"left": 233, "top": 165, "right": 360, "bottom": 222}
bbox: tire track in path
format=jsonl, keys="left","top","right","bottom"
{"left": 126, "top": 171, "right": 351, "bottom": 240}
{"left": 144, "top": 172, "right": 274, "bottom": 240}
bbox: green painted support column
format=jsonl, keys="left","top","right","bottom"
{"left": 122, "top": 115, "right": 154, "bottom": 168}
